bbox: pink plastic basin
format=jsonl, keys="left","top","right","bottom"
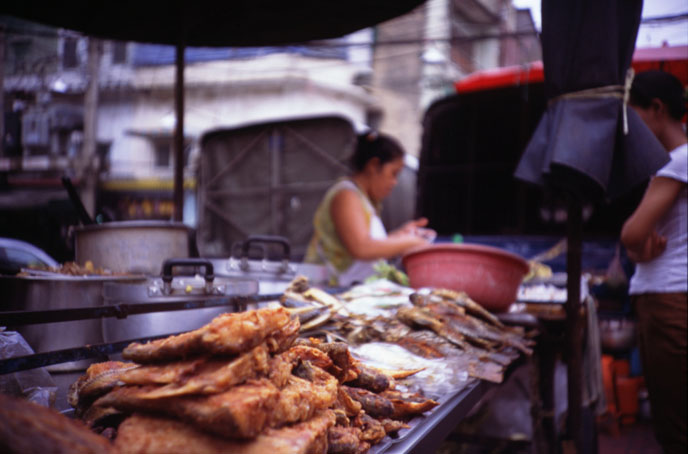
{"left": 402, "top": 243, "right": 529, "bottom": 312}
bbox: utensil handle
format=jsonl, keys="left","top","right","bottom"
{"left": 241, "top": 235, "right": 291, "bottom": 261}
{"left": 61, "top": 176, "right": 95, "bottom": 225}
{"left": 162, "top": 258, "right": 214, "bottom": 284}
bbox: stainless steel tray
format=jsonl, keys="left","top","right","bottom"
{"left": 370, "top": 378, "right": 491, "bottom": 454}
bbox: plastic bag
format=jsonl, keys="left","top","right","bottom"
{"left": 0, "top": 328, "right": 57, "bottom": 407}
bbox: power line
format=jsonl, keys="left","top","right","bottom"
{"left": 640, "top": 12, "right": 688, "bottom": 24}
{"left": 2, "top": 21, "right": 539, "bottom": 49}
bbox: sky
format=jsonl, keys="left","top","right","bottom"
{"left": 512, "top": 0, "right": 688, "bottom": 48}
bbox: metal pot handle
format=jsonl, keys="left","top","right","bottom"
{"left": 240, "top": 235, "right": 291, "bottom": 272}
{"left": 162, "top": 258, "right": 215, "bottom": 294}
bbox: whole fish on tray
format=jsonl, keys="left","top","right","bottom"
{"left": 408, "top": 293, "right": 534, "bottom": 355}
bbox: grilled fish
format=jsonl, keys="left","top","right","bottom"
{"left": 428, "top": 289, "right": 505, "bottom": 329}
{"left": 379, "top": 389, "right": 439, "bottom": 419}
{"left": 410, "top": 293, "right": 534, "bottom": 355}
{"left": 341, "top": 386, "right": 395, "bottom": 419}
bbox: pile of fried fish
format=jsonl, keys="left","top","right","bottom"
{"left": 68, "top": 307, "right": 438, "bottom": 454}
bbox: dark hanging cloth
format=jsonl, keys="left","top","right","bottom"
{"left": 514, "top": 0, "right": 669, "bottom": 201}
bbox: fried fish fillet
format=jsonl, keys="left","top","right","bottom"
{"left": 96, "top": 360, "right": 339, "bottom": 438}
{"left": 294, "top": 339, "right": 359, "bottom": 383}
{"left": 352, "top": 412, "right": 387, "bottom": 444}
{"left": 270, "top": 362, "right": 339, "bottom": 427}
{"left": 114, "top": 411, "right": 336, "bottom": 454}
{"left": 0, "top": 393, "right": 115, "bottom": 454}
{"left": 327, "top": 426, "right": 368, "bottom": 454}
{"left": 122, "top": 307, "right": 298, "bottom": 363}
{"left": 95, "top": 379, "right": 281, "bottom": 439}
{"left": 121, "top": 344, "right": 270, "bottom": 398}
{"left": 68, "top": 361, "right": 139, "bottom": 410}
{"left": 269, "top": 345, "right": 333, "bottom": 388}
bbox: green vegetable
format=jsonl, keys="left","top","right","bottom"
{"left": 365, "top": 260, "right": 410, "bottom": 286}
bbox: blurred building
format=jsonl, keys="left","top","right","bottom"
{"left": 0, "top": 2, "right": 542, "bottom": 259}
{"left": 370, "top": 0, "right": 541, "bottom": 157}
{"left": 0, "top": 16, "right": 378, "bottom": 259}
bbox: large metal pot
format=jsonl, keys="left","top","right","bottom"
{"left": 74, "top": 221, "right": 191, "bottom": 275}
{"left": 0, "top": 273, "right": 145, "bottom": 371}
{"left": 101, "top": 258, "right": 259, "bottom": 343}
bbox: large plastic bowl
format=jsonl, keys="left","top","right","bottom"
{"left": 402, "top": 243, "right": 530, "bottom": 312}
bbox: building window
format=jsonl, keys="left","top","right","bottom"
{"left": 112, "top": 41, "right": 127, "bottom": 64}
{"left": 154, "top": 142, "right": 171, "bottom": 168}
{"left": 63, "top": 37, "right": 78, "bottom": 68}
{"left": 153, "top": 139, "right": 192, "bottom": 168}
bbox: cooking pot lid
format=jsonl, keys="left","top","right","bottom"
{"left": 15, "top": 268, "right": 147, "bottom": 282}
{"left": 74, "top": 220, "right": 191, "bottom": 233}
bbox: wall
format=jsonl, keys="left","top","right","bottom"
{"left": 98, "top": 54, "right": 375, "bottom": 179}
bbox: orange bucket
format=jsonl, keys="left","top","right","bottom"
{"left": 602, "top": 355, "right": 617, "bottom": 414}
{"left": 616, "top": 376, "right": 641, "bottom": 424}
{"left": 613, "top": 359, "right": 630, "bottom": 378}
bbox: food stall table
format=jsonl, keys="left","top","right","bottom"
{"left": 371, "top": 364, "right": 523, "bottom": 454}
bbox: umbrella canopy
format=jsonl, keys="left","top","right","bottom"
{"left": 0, "top": 0, "right": 425, "bottom": 47}
{"left": 514, "top": 0, "right": 670, "bottom": 201}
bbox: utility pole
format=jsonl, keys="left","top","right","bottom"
{"left": 173, "top": 36, "right": 185, "bottom": 222}
{"left": 0, "top": 25, "right": 5, "bottom": 158}
{"left": 81, "top": 37, "right": 101, "bottom": 218}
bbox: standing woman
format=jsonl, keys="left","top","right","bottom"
{"left": 621, "top": 70, "right": 687, "bottom": 454}
{"left": 305, "top": 132, "right": 433, "bottom": 286}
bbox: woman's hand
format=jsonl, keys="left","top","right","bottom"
{"left": 396, "top": 217, "right": 429, "bottom": 235}
{"left": 392, "top": 218, "right": 436, "bottom": 240}
{"left": 331, "top": 191, "right": 435, "bottom": 259}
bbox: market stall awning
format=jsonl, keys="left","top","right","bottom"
{"left": 0, "top": 0, "right": 426, "bottom": 47}
{"left": 454, "top": 44, "right": 688, "bottom": 94}
{"left": 513, "top": 0, "right": 670, "bottom": 201}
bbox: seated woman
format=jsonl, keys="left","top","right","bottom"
{"left": 305, "top": 131, "right": 433, "bottom": 286}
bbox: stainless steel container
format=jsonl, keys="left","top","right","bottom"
{"left": 101, "top": 258, "right": 259, "bottom": 343}
{"left": 0, "top": 273, "right": 145, "bottom": 371}
{"left": 210, "top": 235, "right": 329, "bottom": 295}
{"left": 74, "top": 221, "right": 191, "bottom": 275}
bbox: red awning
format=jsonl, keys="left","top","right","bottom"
{"left": 455, "top": 44, "right": 688, "bottom": 93}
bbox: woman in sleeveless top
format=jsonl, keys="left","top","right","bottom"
{"left": 305, "top": 132, "right": 433, "bottom": 286}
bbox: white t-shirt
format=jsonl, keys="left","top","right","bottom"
{"left": 629, "top": 143, "right": 688, "bottom": 294}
